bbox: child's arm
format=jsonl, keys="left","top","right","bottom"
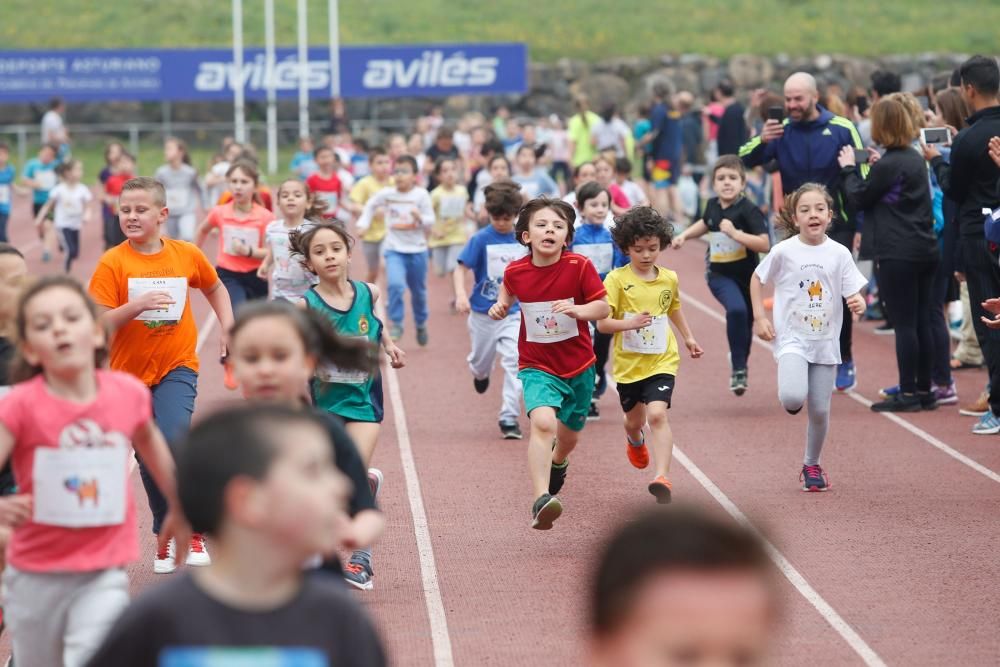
{"left": 750, "top": 273, "right": 775, "bottom": 341}
{"left": 193, "top": 214, "right": 215, "bottom": 247}
{"left": 488, "top": 283, "right": 516, "bottom": 320}
{"left": 671, "top": 219, "right": 708, "bottom": 249}
{"left": 667, "top": 308, "right": 704, "bottom": 358}
{"left": 96, "top": 292, "right": 177, "bottom": 333}
{"left": 0, "top": 425, "right": 31, "bottom": 529}
{"left": 256, "top": 246, "right": 274, "bottom": 280}
{"left": 596, "top": 311, "right": 653, "bottom": 334}
{"left": 453, "top": 264, "right": 473, "bottom": 315}
{"left": 719, "top": 218, "right": 770, "bottom": 253}
{"left": 132, "top": 418, "right": 191, "bottom": 555}
{"left": 355, "top": 191, "right": 381, "bottom": 233}
{"left": 370, "top": 284, "right": 405, "bottom": 368}
{"left": 552, "top": 296, "right": 611, "bottom": 322}
{"left": 418, "top": 191, "right": 436, "bottom": 228}
{"left": 202, "top": 280, "right": 235, "bottom": 358}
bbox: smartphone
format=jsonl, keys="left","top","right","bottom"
{"left": 767, "top": 106, "right": 784, "bottom": 122}
{"left": 916, "top": 95, "right": 930, "bottom": 111}
{"left": 853, "top": 148, "right": 870, "bottom": 164}
{"left": 921, "top": 127, "right": 950, "bottom": 145}
{"left": 856, "top": 95, "right": 869, "bottom": 115}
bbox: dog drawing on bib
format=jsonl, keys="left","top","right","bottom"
{"left": 800, "top": 280, "right": 823, "bottom": 302}
{"left": 535, "top": 315, "right": 560, "bottom": 333}
{"left": 64, "top": 477, "right": 99, "bottom": 506}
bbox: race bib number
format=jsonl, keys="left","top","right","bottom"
{"left": 222, "top": 225, "right": 260, "bottom": 255}
{"left": 621, "top": 314, "right": 669, "bottom": 354}
{"left": 574, "top": 243, "right": 613, "bottom": 275}
{"left": 521, "top": 301, "right": 578, "bottom": 343}
{"left": 316, "top": 336, "right": 370, "bottom": 384}
{"left": 160, "top": 647, "right": 327, "bottom": 667}
{"left": 789, "top": 278, "right": 832, "bottom": 340}
{"left": 387, "top": 201, "right": 418, "bottom": 229}
{"left": 0, "top": 184, "right": 9, "bottom": 205}
{"left": 438, "top": 195, "right": 466, "bottom": 220}
{"left": 709, "top": 231, "right": 747, "bottom": 263}
{"left": 33, "top": 446, "right": 127, "bottom": 528}
{"left": 128, "top": 277, "right": 188, "bottom": 322}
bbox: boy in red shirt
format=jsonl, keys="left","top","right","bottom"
{"left": 103, "top": 152, "right": 135, "bottom": 246}
{"left": 489, "top": 197, "right": 610, "bottom": 530}
{"left": 306, "top": 145, "right": 343, "bottom": 218}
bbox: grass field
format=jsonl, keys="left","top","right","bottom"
{"left": 3, "top": 1, "right": 995, "bottom": 62}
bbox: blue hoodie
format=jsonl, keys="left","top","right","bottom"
{"left": 739, "top": 105, "right": 867, "bottom": 230}
{"left": 572, "top": 222, "right": 628, "bottom": 280}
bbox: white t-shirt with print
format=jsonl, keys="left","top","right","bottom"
{"left": 48, "top": 183, "right": 93, "bottom": 230}
{"left": 754, "top": 235, "right": 867, "bottom": 365}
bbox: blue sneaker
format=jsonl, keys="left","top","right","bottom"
{"left": 800, "top": 464, "right": 830, "bottom": 492}
{"left": 835, "top": 361, "right": 856, "bottom": 392}
{"left": 878, "top": 384, "right": 900, "bottom": 399}
{"left": 971, "top": 411, "right": 1000, "bottom": 435}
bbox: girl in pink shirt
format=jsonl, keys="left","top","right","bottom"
{"left": 0, "top": 276, "right": 184, "bottom": 666}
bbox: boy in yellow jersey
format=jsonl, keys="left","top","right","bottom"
{"left": 597, "top": 207, "right": 703, "bottom": 503}
{"left": 347, "top": 147, "right": 393, "bottom": 283}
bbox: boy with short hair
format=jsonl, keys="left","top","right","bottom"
{"left": 347, "top": 147, "right": 394, "bottom": 283}
{"left": 488, "top": 197, "right": 610, "bottom": 530}
{"left": 306, "top": 145, "right": 343, "bottom": 219}
{"left": 84, "top": 405, "right": 387, "bottom": 666}
{"left": 88, "top": 176, "right": 234, "bottom": 573}
{"left": 614, "top": 157, "right": 649, "bottom": 207}
{"left": 589, "top": 507, "right": 775, "bottom": 666}
{"left": 454, "top": 181, "right": 529, "bottom": 440}
{"left": 22, "top": 143, "right": 60, "bottom": 261}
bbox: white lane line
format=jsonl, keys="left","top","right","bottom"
{"left": 376, "top": 303, "right": 454, "bottom": 666}
{"left": 683, "top": 292, "right": 1000, "bottom": 485}
{"left": 671, "top": 445, "right": 889, "bottom": 667}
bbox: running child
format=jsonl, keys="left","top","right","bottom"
{"left": 0, "top": 144, "right": 15, "bottom": 244}
{"left": 614, "top": 157, "right": 649, "bottom": 207}
{"left": 0, "top": 276, "right": 186, "bottom": 666}
{"left": 21, "top": 143, "right": 59, "bottom": 262}
{"left": 471, "top": 154, "right": 511, "bottom": 226}
{"left": 98, "top": 142, "right": 125, "bottom": 248}
{"left": 103, "top": 151, "right": 136, "bottom": 248}
{"left": 454, "top": 181, "right": 528, "bottom": 439}
{"left": 257, "top": 179, "right": 323, "bottom": 302}
{"left": 750, "top": 183, "right": 867, "bottom": 492}
{"left": 512, "top": 144, "right": 559, "bottom": 199}
{"left": 194, "top": 159, "right": 274, "bottom": 312}
{"left": 346, "top": 147, "right": 393, "bottom": 283}
{"left": 598, "top": 207, "right": 703, "bottom": 503}
{"left": 571, "top": 181, "right": 628, "bottom": 420}
{"left": 33, "top": 159, "right": 92, "bottom": 274}
{"left": 672, "top": 155, "right": 770, "bottom": 396}
{"left": 154, "top": 137, "right": 201, "bottom": 242}
{"left": 84, "top": 405, "right": 386, "bottom": 666}
{"left": 226, "top": 300, "right": 386, "bottom": 589}
{"left": 289, "top": 222, "right": 405, "bottom": 589}
{"left": 594, "top": 155, "right": 632, "bottom": 217}
{"left": 355, "top": 155, "right": 435, "bottom": 345}
{"left": 306, "top": 145, "right": 343, "bottom": 219}
{"left": 89, "top": 176, "right": 234, "bottom": 571}
{"left": 429, "top": 156, "right": 470, "bottom": 308}
{"left": 488, "top": 197, "right": 610, "bottom": 530}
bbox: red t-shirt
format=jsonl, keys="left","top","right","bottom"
{"left": 608, "top": 184, "right": 631, "bottom": 209}
{"left": 503, "top": 251, "right": 607, "bottom": 378}
{"left": 105, "top": 172, "right": 134, "bottom": 214}
{"left": 306, "top": 172, "right": 343, "bottom": 217}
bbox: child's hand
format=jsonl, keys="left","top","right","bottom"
{"left": 455, "top": 294, "right": 471, "bottom": 315}
{"left": 385, "top": 342, "right": 406, "bottom": 369}
{"left": 0, "top": 494, "right": 32, "bottom": 528}
{"left": 719, "top": 218, "right": 736, "bottom": 237}
{"left": 630, "top": 312, "right": 653, "bottom": 330}
{"left": 671, "top": 236, "right": 686, "bottom": 250}
{"left": 230, "top": 237, "right": 248, "bottom": 256}
{"left": 837, "top": 145, "right": 856, "bottom": 168}
{"left": 551, "top": 299, "right": 580, "bottom": 319}
{"left": 488, "top": 302, "right": 508, "bottom": 320}
{"left": 753, "top": 316, "right": 776, "bottom": 341}
{"left": 685, "top": 337, "right": 704, "bottom": 358}
{"left": 256, "top": 264, "right": 270, "bottom": 280}
{"left": 159, "top": 510, "right": 192, "bottom": 566}
{"left": 983, "top": 298, "right": 1000, "bottom": 316}
{"left": 136, "top": 290, "right": 175, "bottom": 313}
{"left": 846, "top": 292, "right": 866, "bottom": 316}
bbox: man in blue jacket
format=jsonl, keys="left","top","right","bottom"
{"left": 739, "top": 72, "right": 867, "bottom": 392}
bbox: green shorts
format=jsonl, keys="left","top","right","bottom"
{"left": 519, "top": 366, "right": 596, "bottom": 432}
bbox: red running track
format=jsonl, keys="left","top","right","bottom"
{"left": 3, "top": 190, "right": 999, "bottom": 665}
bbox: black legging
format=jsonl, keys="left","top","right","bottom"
{"left": 876, "top": 258, "right": 937, "bottom": 393}
{"left": 830, "top": 229, "right": 855, "bottom": 363}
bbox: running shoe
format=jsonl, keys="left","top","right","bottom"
{"left": 626, "top": 437, "right": 649, "bottom": 469}
{"left": 367, "top": 468, "right": 383, "bottom": 500}
{"left": 223, "top": 363, "right": 238, "bottom": 391}
{"left": 971, "top": 411, "right": 1000, "bottom": 435}
{"left": 186, "top": 533, "right": 211, "bottom": 567}
{"left": 871, "top": 393, "right": 922, "bottom": 413}
{"left": 416, "top": 326, "right": 429, "bottom": 347}
{"left": 800, "top": 464, "right": 830, "bottom": 492}
{"left": 730, "top": 369, "right": 748, "bottom": 396}
{"left": 918, "top": 391, "right": 939, "bottom": 411}
{"left": 932, "top": 381, "right": 958, "bottom": 406}
{"left": 648, "top": 476, "right": 672, "bottom": 504}
{"left": 154, "top": 538, "right": 177, "bottom": 574}
{"left": 473, "top": 377, "right": 490, "bottom": 394}
{"left": 389, "top": 324, "right": 403, "bottom": 341}
{"left": 531, "top": 493, "right": 563, "bottom": 530}
{"left": 959, "top": 391, "right": 989, "bottom": 417}
{"left": 344, "top": 552, "right": 374, "bottom": 590}
{"left": 587, "top": 401, "right": 600, "bottom": 421}
{"left": 499, "top": 421, "right": 523, "bottom": 440}
{"left": 873, "top": 323, "right": 895, "bottom": 335}
{"left": 878, "top": 384, "right": 900, "bottom": 399}
{"left": 835, "top": 361, "right": 856, "bottom": 392}
{"left": 549, "top": 459, "right": 569, "bottom": 495}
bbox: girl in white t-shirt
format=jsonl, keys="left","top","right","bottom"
{"left": 750, "top": 184, "right": 867, "bottom": 493}
{"left": 33, "top": 159, "right": 92, "bottom": 274}
{"left": 257, "top": 179, "right": 321, "bottom": 302}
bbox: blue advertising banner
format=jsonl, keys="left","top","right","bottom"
{"left": 0, "top": 43, "right": 527, "bottom": 103}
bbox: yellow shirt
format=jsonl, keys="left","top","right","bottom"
{"left": 350, "top": 175, "right": 394, "bottom": 243}
{"left": 604, "top": 264, "right": 681, "bottom": 383}
{"left": 429, "top": 185, "right": 469, "bottom": 248}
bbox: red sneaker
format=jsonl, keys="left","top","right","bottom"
{"left": 648, "top": 476, "right": 673, "bottom": 504}
{"left": 626, "top": 439, "right": 649, "bottom": 469}
{"left": 223, "top": 362, "right": 238, "bottom": 391}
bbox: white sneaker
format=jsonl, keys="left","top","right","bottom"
{"left": 185, "top": 533, "right": 211, "bottom": 567}
{"left": 153, "top": 538, "right": 177, "bottom": 574}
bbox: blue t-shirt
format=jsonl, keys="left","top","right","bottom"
{"left": 572, "top": 222, "right": 627, "bottom": 279}
{"left": 23, "top": 158, "right": 58, "bottom": 205}
{"left": 512, "top": 169, "right": 559, "bottom": 199}
{"left": 649, "top": 103, "right": 682, "bottom": 162}
{"left": 457, "top": 225, "right": 528, "bottom": 315}
{"left": 0, "top": 165, "right": 15, "bottom": 214}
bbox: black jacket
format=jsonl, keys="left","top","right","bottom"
{"left": 931, "top": 105, "right": 1000, "bottom": 239}
{"left": 843, "top": 146, "right": 938, "bottom": 263}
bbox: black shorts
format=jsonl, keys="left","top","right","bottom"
{"left": 617, "top": 373, "right": 675, "bottom": 412}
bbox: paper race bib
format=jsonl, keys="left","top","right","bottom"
{"left": 33, "top": 445, "right": 128, "bottom": 528}
{"left": 316, "top": 336, "right": 370, "bottom": 384}
{"left": 319, "top": 191, "right": 339, "bottom": 213}
{"left": 386, "top": 201, "right": 417, "bottom": 229}
{"left": 165, "top": 187, "right": 191, "bottom": 211}
{"left": 128, "top": 277, "right": 187, "bottom": 322}
{"left": 36, "top": 170, "right": 56, "bottom": 190}
{"left": 621, "top": 314, "right": 669, "bottom": 354}
{"left": 709, "top": 231, "right": 748, "bottom": 263}
{"left": 521, "top": 301, "right": 578, "bottom": 343}
{"left": 59, "top": 190, "right": 84, "bottom": 216}
{"left": 222, "top": 225, "right": 260, "bottom": 255}
{"left": 574, "top": 243, "right": 613, "bottom": 275}
{"left": 519, "top": 181, "right": 541, "bottom": 198}
{"left": 789, "top": 278, "right": 832, "bottom": 340}
{"left": 0, "top": 184, "right": 11, "bottom": 205}
{"left": 438, "top": 195, "right": 466, "bottom": 220}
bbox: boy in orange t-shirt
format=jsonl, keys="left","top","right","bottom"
{"left": 89, "top": 176, "right": 234, "bottom": 575}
